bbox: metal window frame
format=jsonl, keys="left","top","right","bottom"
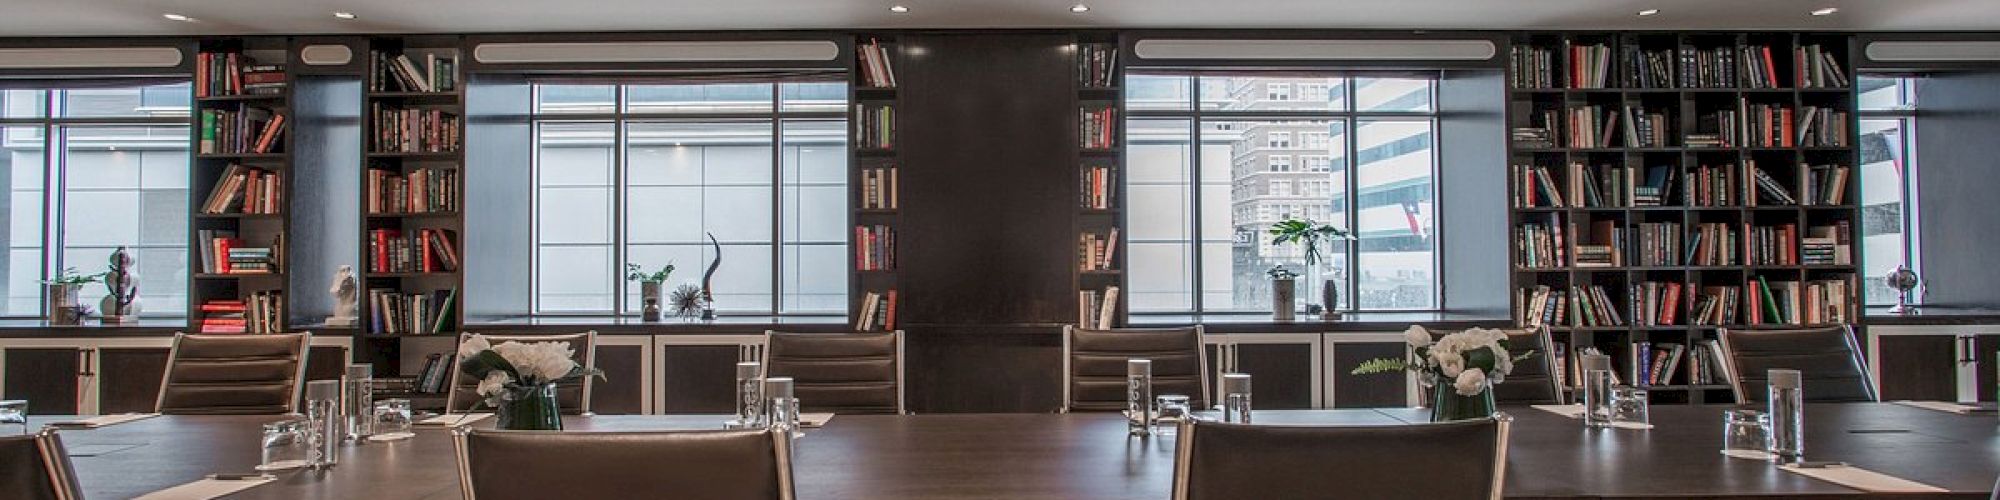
{"left": 1125, "top": 72, "right": 1443, "bottom": 315}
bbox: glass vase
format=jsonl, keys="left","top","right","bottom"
{"left": 496, "top": 383, "right": 563, "bottom": 431}
{"left": 1430, "top": 377, "right": 1496, "bottom": 422}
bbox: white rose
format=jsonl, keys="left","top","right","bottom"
{"left": 1404, "top": 325, "right": 1432, "bottom": 348}
{"left": 1434, "top": 351, "right": 1465, "bottom": 377}
{"left": 493, "top": 341, "right": 577, "bottom": 383}
{"left": 1453, "top": 368, "right": 1488, "bottom": 396}
{"left": 476, "top": 371, "right": 512, "bottom": 398}
{"left": 457, "top": 334, "right": 492, "bottom": 359}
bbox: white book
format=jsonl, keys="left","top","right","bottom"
{"left": 1097, "top": 286, "right": 1120, "bottom": 330}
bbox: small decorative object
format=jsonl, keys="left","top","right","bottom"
{"left": 327, "top": 265, "right": 360, "bottom": 327}
{"left": 456, "top": 334, "right": 605, "bottom": 431}
{"left": 669, "top": 284, "right": 705, "bottom": 321}
{"left": 1267, "top": 266, "right": 1298, "bottom": 321}
{"left": 42, "top": 267, "right": 104, "bottom": 326}
{"left": 625, "top": 262, "right": 675, "bottom": 323}
{"left": 1268, "top": 218, "right": 1353, "bottom": 321}
{"left": 98, "top": 247, "right": 140, "bottom": 324}
{"left": 1352, "top": 325, "right": 1536, "bottom": 422}
{"left": 1885, "top": 265, "right": 1922, "bottom": 315}
{"left": 700, "top": 232, "right": 722, "bottom": 321}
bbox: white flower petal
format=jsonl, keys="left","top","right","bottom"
{"left": 1454, "top": 368, "right": 1488, "bottom": 396}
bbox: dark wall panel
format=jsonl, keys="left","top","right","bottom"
{"left": 659, "top": 344, "right": 741, "bottom": 414}
{"left": 592, "top": 343, "right": 647, "bottom": 414}
{"left": 98, "top": 348, "right": 169, "bottom": 414}
{"left": 1914, "top": 71, "right": 2000, "bottom": 308}
{"left": 899, "top": 34, "right": 1077, "bottom": 326}
{"left": 905, "top": 329, "right": 1062, "bottom": 413}
{"left": 1876, "top": 336, "right": 1956, "bottom": 401}
{"left": 4, "top": 348, "right": 79, "bottom": 414}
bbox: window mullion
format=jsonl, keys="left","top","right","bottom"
{"left": 611, "top": 87, "right": 628, "bottom": 315}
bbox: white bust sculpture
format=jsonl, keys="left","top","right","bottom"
{"left": 328, "top": 265, "right": 359, "bottom": 327}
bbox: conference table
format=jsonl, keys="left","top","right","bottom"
{"left": 32, "top": 403, "right": 2000, "bottom": 499}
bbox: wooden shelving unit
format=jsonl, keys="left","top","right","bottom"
{"left": 851, "top": 35, "right": 900, "bottom": 332}
{"left": 188, "top": 37, "right": 294, "bottom": 334}
{"left": 1075, "top": 34, "right": 1125, "bottom": 329}
{"left": 1506, "top": 33, "right": 1862, "bottom": 405}
{"left": 360, "top": 35, "right": 465, "bottom": 337}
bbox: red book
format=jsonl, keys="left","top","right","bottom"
{"left": 1660, "top": 283, "right": 1682, "bottom": 325}
{"left": 884, "top": 290, "right": 898, "bottom": 331}
{"left": 1761, "top": 46, "right": 1779, "bottom": 88}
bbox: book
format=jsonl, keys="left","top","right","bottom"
{"left": 372, "top": 51, "right": 456, "bottom": 93}
{"left": 861, "top": 166, "right": 899, "bottom": 210}
{"left": 1078, "top": 43, "right": 1118, "bottom": 88}
{"left": 199, "top": 108, "right": 286, "bottom": 155}
{"left": 200, "top": 164, "right": 282, "bottom": 214}
{"left": 367, "top": 167, "right": 460, "bottom": 214}
{"left": 196, "top": 52, "right": 287, "bottom": 97}
{"left": 855, "top": 225, "right": 896, "bottom": 271}
{"left": 371, "top": 105, "right": 461, "bottom": 153}
{"left": 857, "top": 39, "right": 898, "bottom": 88}
{"left": 855, "top": 104, "right": 895, "bottom": 150}
{"left": 1080, "top": 107, "right": 1116, "bottom": 149}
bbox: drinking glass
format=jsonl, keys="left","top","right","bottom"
{"left": 1721, "top": 409, "right": 1775, "bottom": 461}
{"left": 0, "top": 400, "right": 25, "bottom": 436}
{"left": 764, "top": 377, "right": 803, "bottom": 438}
{"left": 1221, "top": 373, "right": 1252, "bottom": 424}
{"left": 1154, "top": 394, "right": 1191, "bottom": 435}
{"left": 258, "top": 417, "right": 316, "bottom": 471}
{"left": 369, "top": 399, "right": 415, "bottom": 442}
{"left": 344, "top": 364, "right": 374, "bottom": 440}
{"left": 1579, "top": 354, "right": 1614, "bottom": 428}
{"left": 731, "top": 362, "right": 763, "bottom": 428}
{"left": 1127, "top": 359, "right": 1154, "bottom": 436}
{"left": 1609, "top": 386, "right": 1650, "bottom": 427}
{"left": 1767, "top": 369, "right": 1805, "bottom": 461}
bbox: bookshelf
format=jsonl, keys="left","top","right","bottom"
{"left": 851, "top": 35, "right": 900, "bottom": 332}
{"left": 361, "top": 36, "right": 464, "bottom": 337}
{"left": 1506, "top": 33, "right": 1860, "bottom": 405}
{"left": 189, "top": 38, "right": 294, "bottom": 334}
{"left": 1075, "top": 35, "right": 1124, "bottom": 329}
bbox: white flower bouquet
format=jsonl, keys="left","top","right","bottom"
{"left": 1352, "top": 326, "right": 1534, "bottom": 396}
{"left": 457, "top": 334, "right": 604, "bottom": 408}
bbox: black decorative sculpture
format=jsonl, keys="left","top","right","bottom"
{"left": 700, "top": 232, "right": 721, "bottom": 321}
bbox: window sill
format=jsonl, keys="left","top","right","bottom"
{"left": 458, "top": 314, "right": 852, "bottom": 335}
{"left": 0, "top": 317, "right": 190, "bottom": 337}
{"left": 1129, "top": 310, "right": 1511, "bottom": 333}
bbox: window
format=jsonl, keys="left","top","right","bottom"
{"left": 1126, "top": 74, "right": 1439, "bottom": 313}
{"left": 530, "top": 81, "right": 847, "bottom": 315}
{"left": 0, "top": 84, "right": 192, "bottom": 317}
{"left": 1857, "top": 76, "right": 1919, "bottom": 306}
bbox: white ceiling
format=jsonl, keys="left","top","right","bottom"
{"left": 2, "top": 0, "right": 1998, "bottom": 37}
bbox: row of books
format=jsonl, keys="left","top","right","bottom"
{"left": 367, "top": 167, "right": 460, "bottom": 214}
{"left": 368, "top": 228, "right": 461, "bottom": 273}
{"left": 860, "top": 166, "right": 899, "bottom": 210}
{"left": 1508, "top": 45, "right": 1557, "bottom": 89}
{"left": 1630, "top": 281, "right": 1685, "bottom": 326}
{"left": 855, "top": 225, "right": 896, "bottom": 271}
{"left": 198, "top": 230, "right": 282, "bottom": 274}
{"left": 1747, "top": 276, "right": 1855, "bottom": 325}
{"left": 1080, "top": 107, "right": 1116, "bottom": 150}
{"left": 371, "top": 106, "right": 461, "bottom": 154}
{"left": 198, "top": 108, "right": 286, "bottom": 155}
{"left": 195, "top": 52, "right": 286, "bottom": 97}
{"left": 1571, "top": 220, "right": 1623, "bottom": 268}
{"left": 1523, "top": 275, "right": 1854, "bottom": 329}
{"left": 199, "top": 165, "right": 281, "bottom": 214}
{"left": 1517, "top": 284, "right": 1625, "bottom": 327}
{"left": 1078, "top": 44, "right": 1117, "bottom": 88}
{"left": 372, "top": 52, "right": 456, "bottom": 93}
{"left": 196, "top": 293, "right": 283, "bottom": 334}
{"left": 857, "top": 39, "right": 898, "bottom": 88}
{"left": 855, "top": 104, "right": 895, "bottom": 150}
{"left": 410, "top": 354, "right": 458, "bottom": 393}
{"left": 1078, "top": 286, "right": 1121, "bottom": 330}
{"left": 1566, "top": 43, "right": 1615, "bottom": 89}
{"left": 855, "top": 290, "right": 898, "bottom": 332}
{"left": 1517, "top": 218, "right": 1852, "bottom": 269}
{"left": 1513, "top": 214, "right": 1566, "bottom": 269}
{"left": 1079, "top": 228, "right": 1120, "bottom": 271}
{"left": 1794, "top": 44, "right": 1852, "bottom": 89}
{"left": 1512, "top": 163, "right": 1673, "bottom": 208}
{"left": 1801, "top": 222, "right": 1854, "bottom": 266}
{"left": 1510, "top": 43, "right": 1848, "bottom": 90}
{"left": 1080, "top": 166, "right": 1116, "bottom": 210}
{"left": 369, "top": 287, "right": 457, "bottom": 334}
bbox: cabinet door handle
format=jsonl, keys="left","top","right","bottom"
{"left": 77, "top": 348, "right": 96, "bottom": 377}
{"left": 1959, "top": 337, "right": 1977, "bottom": 365}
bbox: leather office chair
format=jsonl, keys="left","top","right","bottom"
{"left": 446, "top": 332, "right": 597, "bottom": 414}
{"left": 155, "top": 332, "right": 312, "bottom": 415}
{"left": 1429, "top": 327, "right": 1564, "bottom": 405}
{"left": 760, "top": 330, "right": 904, "bottom": 415}
{"left": 1063, "top": 325, "right": 1208, "bottom": 412}
{"left": 1718, "top": 325, "right": 1877, "bottom": 404}
{"left": 1172, "top": 416, "right": 1511, "bottom": 500}
{"left": 0, "top": 428, "right": 84, "bottom": 500}
{"left": 454, "top": 427, "right": 794, "bottom": 500}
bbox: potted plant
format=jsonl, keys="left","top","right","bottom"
{"left": 42, "top": 267, "right": 105, "bottom": 325}
{"left": 1265, "top": 266, "right": 1300, "bottom": 321}
{"left": 625, "top": 262, "right": 675, "bottom": 322}
{"left": 1267, "top": 218, "right": 1353, "bottom": 320}
{"left": 457, "top": 334, "right": 604, "bottom": 430}
{"left": 1352, "top": 326, "right": 1535, "bottom": 421}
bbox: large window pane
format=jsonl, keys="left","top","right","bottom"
{"left": 536, "top": 85, "right": 615, "bottom": 114}
{"left": 1859, "top": 117, "right": 1910, "bottom": 305}
{"left": 1354, "top": 77, "right": 1433, "bottom": 112}
{"left": 536, "top": 122, "right": 615, "bottom": 312}
{"left": 61, "top": 83, "right": 189, "bottom": 118}
{"left": 1127, "top": 75, "right": 1193, "bottom": 112}
{"left": 782, "top": 119, "right": 847, "bottom": 313}
{"left": 1200, "top": 76, "right": 1347, "bottom": 112}
{"left": 1354, "top": 119, "right": 1437, "bottom": 309}
{"left": 1, "top": 126, "right": 44, "bottom": 316}
{"left": 626, "top": 84, "right": 773, "bottom": 114}
{"left": 1126, "top": 119, "right": 1194, "bottom": 312}
{"left": 62, "top": 125, "right": 189, "bottom": 315}
{"left": 1203, "top": 120, "right": 1347, "bottom": 312}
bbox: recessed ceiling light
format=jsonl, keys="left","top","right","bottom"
{"left": 162, "top": 13, "right": 196, "bottom": 22}
{"left": 1637, "top": 9, "right": 1660, "bottom": 16}
{"left": 333, "top": 12, "right": 358, "bottom": 20}
{"left": 1811, "top": 7, "right": 1839, "bottom": 16}
{"left": 1071, "top": 4, "right": 1090, "bottom": 13}
{"left": 889, "top": 5, "right": 909, "bottom": 13}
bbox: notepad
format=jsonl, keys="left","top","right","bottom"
{"left": 133, "top": 475, "right": 276, "bottom": 500}
{"left": 1891, "top": 400, "right": 1982, "bottom": 415}
{"left": 417, "top": 413, "right": 492, "bottom": 427}
{"left": 1780, "top": 463, "right": 1948, "bottom": 493}
{"left": 1531, "top": 404, "right": 1585, "bottom": 418}
{"left": 49, "top": 413, "right": 159, "bottom": 429}
{"left": 800, "top": 413, "right": 835, "bottom": 428}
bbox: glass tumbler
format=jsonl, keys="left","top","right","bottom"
{"left": 732, "top": 362, "right": 764, "bottom": 428}
{"left": 369, "top": 399, "right": 415, "bottom": 442}
{"left": 1221, "top": 373, "right": 1252, "bottom": 424}
{"left": 1609, "top": 386, "right": 1650, "bottom": 427}
{"left": 258, "top": 417, "right": 316, "bottom": 471}
{"left": 0, "top": 400, "right": 25, "bottom": 436}
{"left": 1154, "top": 394, "right": 1191, "bottom": 435}
{"left": 1721, "top": 409, "right": 1775, "bottom": 461}
{"left": 1127, "top": 359, "right": 1154, "bottom": 436}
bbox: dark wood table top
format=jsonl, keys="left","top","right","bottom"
{"left": 32, "top": 404, "right": 2000, "bottom": 499}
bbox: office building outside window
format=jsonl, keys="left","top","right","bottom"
{"left": 1857, "top": 76, "right": 1919, "bottom": 305}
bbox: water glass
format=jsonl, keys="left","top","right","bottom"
{"left": 1154, "top": 394, "right": 1190, "bottom": 435}
{"left": 1609, "top": 386, "right": 1650, "bottom": 427}
{"left": 731, "top": 362, "right": 763, "bottom": 428}
{"left": 344, "top": 364, "right": 374, "bottom": 440}
{"left": 304, "top": 379, "right": 342, "bottom": 468}
{"left": 764, "top": 377, "right": 803, "bottom": 438}
{"left": 369, "top": 399, "right": 415, "bottom": 442}
{"left": 1579, "top": 354, "right": 1614, "bottom": 428}
{"left": 258, "top": 417, "right": 316, "bottom": 471}
{"left": 1221, "top": 373, "right": 1252, "bottom": 424}
{"left": 1127, "top": 359, "right": 1154, "bottom": 436}
{"left": 1767, "top": 369, "right": 1805, "bottom": 461}
{"left": 0, "top": 400, "right": 25, "bottom": 436}
{"left": 1721, "top": 409, "right": 1775, "bottom": 461}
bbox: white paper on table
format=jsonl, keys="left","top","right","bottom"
{"left": 1608, "top": 421, "right": 1654, "bottom": 430}
{"left": 132, "top": 476, "right": 277, "bottom": 500}
{"left": 1891, "top": 400, "right": 1980, "bottom": 415}
{"left": 416, "top": 413, "right": 492, "bottom": 427}
{"left": 1721, "top": 449, "right": 1777, "bottom": 461}
{"left": 799, "top": 413, "right": 835, "bottom": 428}
{"left": 1530, "top": 404, "right": 1585, "bottom": 419}
{"left": 1780, "top": 464, "right": 1948, "bottom": 493}
{"left": 49, "top": 413, "right": 159, "bottom": 428}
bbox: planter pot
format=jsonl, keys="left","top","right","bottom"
{"left": 1271, "top": 277, "right": 1296, "bottom": 321}
{"left": 46, "top": 284, "right": 82, "bottom": 325}
{"left": 1431, "top": 377, "right": 1496, "bottom": 422}
{"left": 496, "top": 383, "right": 563, "bottom": 431}
{"left": 640, "top": 281, "right": 664, "bottom": 322}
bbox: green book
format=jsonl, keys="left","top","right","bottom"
{"left": 430, "top": 287, "right": 458, "bottom": 334}
{"left": 1756, "top": 275, "right": 1781, "bottom": 325}
{"left": 199, "top": 110, "right": 216, "bottom": 154}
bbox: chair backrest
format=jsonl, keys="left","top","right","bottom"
{"left": 155, "top": 332, "right": 311, "bottom": 415}
{"left": 1430, "top": 327, "right": 1564, "bottom": 405}
{"left": 1172, "top": 417, "right": 1510, "bottom": 500}
{"left": 0, "top": 429, "right": 84, "bottom": 500}
{"left": 447, "top": 332, "right": 597, "bottom": 414}
{"left": 454, "top": 427, "right": 793, "bottom": 500}
{"left": 760, "top": 330, "right": 904, "bottom": 415}
{"left": 1718, "top": 325, "right": 1876, "bottom": 404}
{"left": 1063, "top": 325, "right": 1208, "bottom": 412}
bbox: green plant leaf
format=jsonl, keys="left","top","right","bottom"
{"left": 1465, "top": 346, "right": 1498, "bottom": 372}
{"left": 1350, "top": 357, "right": 1408, "bottom": 375}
